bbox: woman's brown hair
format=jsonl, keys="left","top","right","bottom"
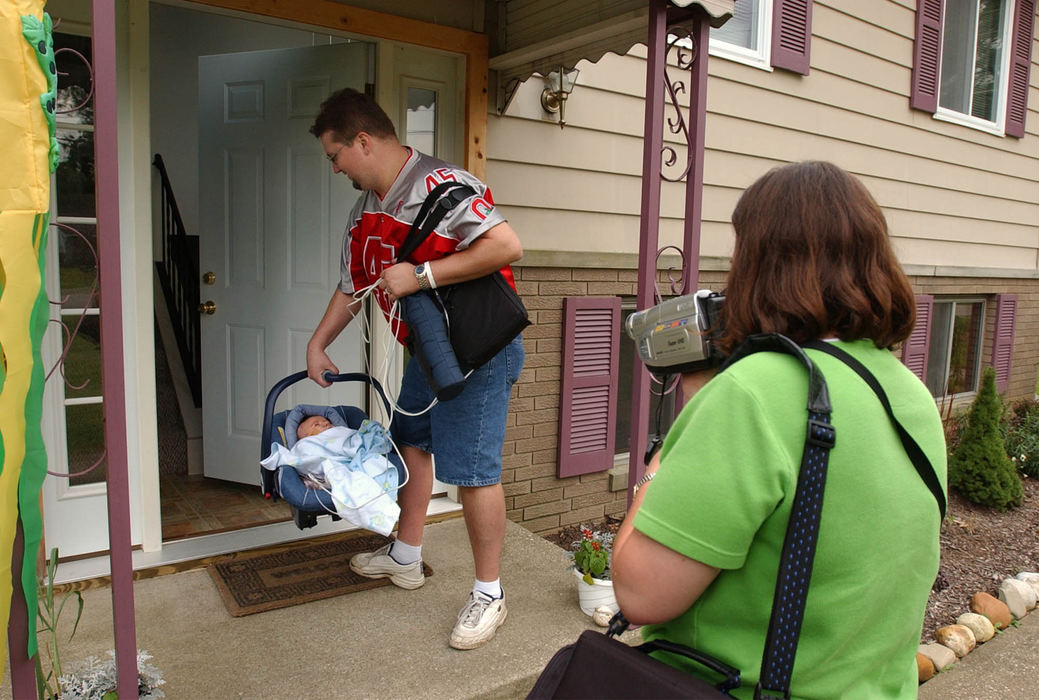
{"left": 717, "top": 161, "right": 916, "bottom": 354}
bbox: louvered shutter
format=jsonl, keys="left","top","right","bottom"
{"left": 992, "top": 294, "right": 1018, "bottom": 393}
{"left": 1005, "top": 0, "right": 1035, "bottom": 138}
{"left": 770, "top": 0, "right": 813, "bottom": 75}
{"left": 910, "top": 0, "right": 944, "bottom": 113}
{"left": 557, "top": 297, "right": 621, "bottom": 477}
{"left": 901, "top": 294, "right": 934, "bottom": 382}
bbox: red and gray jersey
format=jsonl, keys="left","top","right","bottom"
{"left": 338, "top": 149, "right": 514, "bottom": 342}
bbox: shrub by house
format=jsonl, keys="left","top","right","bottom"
{"left": 948, "top": 367, "right": 1023, "bottom": 510}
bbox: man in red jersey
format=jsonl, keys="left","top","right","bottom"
{"left": 306, "top": 88, "right": 524, "bottom": 650}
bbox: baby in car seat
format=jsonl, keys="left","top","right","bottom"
{"left": 295, "top": 414, "right": 335, "bottom": 488}
{"left": 297, "top": 414, "right": 334, "bottom": 440}
{"left": 261, "top": 405, "right": 401, "bottom": 535}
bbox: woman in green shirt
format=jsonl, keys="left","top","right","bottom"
{"left": 612, "top": 161, "right": 946, "bottom": 698}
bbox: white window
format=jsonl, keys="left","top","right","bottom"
{"left": 937, "top": 0, "right": 1015, "bottom": 133}
{"left": 48, "top": 31, "right": 106, "bottom": 487}
{"left": 709, "top": 0, "right": 773, "bottom": 69}
{"left": 926, "top": 299, "right": 985, "bottom": 397}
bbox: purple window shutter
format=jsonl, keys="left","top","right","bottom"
{"left": 901, "top": 294, "right": 934, "bottom": 381}
{"left": 911, "top": 0, "right": 944, "bottom": 113}
{"left": 771, "top": 0, "right": 813, "bottom": 75}
{"left": 992, "top": 294, "right": 1018, "bottom": 393}
{"left": 557, "top": 297, "right": 621, "bottom": 478}
{"left": 1005, "top": 0, "right": 1035, "bottom": 138}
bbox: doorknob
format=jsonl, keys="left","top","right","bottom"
{"left": 202, "top": 271, "right": 216, "bottom": 285}
{"left": 199, "top": 300, "right": 217, "bottom": 315}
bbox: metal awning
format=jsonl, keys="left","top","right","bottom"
{"left": 488, "top": 0, "right": 733, "bottom": 87}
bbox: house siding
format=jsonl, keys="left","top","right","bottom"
{"left": 491, "top": 1, "right": 1039, "bottom": 532}
{"left": 490, "top": 1, "right": 1039, "bottom": 269}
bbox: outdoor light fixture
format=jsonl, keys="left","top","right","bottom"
{"left": 541, "top": 67, "right": 580, "bottom": 129}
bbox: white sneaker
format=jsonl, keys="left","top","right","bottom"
{"left": 449, "top": 591, "right": 507, "bottom": 650}
{"left": 349, "top": 542, "right": 425, "bottom": 590}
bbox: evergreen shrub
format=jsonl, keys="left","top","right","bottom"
{"left": 948, "top": 367, "right": 1023, "bottom": 510}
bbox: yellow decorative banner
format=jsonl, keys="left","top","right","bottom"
{"left": 1, "top": 0, "right": 55, "bottom": 681}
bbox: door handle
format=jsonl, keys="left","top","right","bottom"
{"left": 199, "top": 300, "right": 217, "bottom": 315}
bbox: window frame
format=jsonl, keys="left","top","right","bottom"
{"left": 708, "top": 0, "right": 775, "bottom": 71}
{"left": 926, "top": 297, "right": 987, "bottom": 398}
{"left": 933, "top": 0, "right": 1018, "bottom": 136}
{"left": 47, "top": 30, "right": 106, "bottom": 493}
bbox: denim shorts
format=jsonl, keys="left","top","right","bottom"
{"left": 391, "top": 336, "right": 524, "bottom": 487}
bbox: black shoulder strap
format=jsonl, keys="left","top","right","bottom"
{"left": 720, "top": 333, "right": 836, "bottom": 699}
{"left": 396, "top": 181, "right": 477, "bottom": 263}
{"left": 802, "top": 340, "right": 947, "bottom": 519}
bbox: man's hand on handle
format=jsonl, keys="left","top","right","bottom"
{"left": 307, "top": 345, "right": 339, "bottom": 387}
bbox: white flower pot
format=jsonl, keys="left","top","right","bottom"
{"left": 573, "top": 568, "right": 619, "bottom": 616}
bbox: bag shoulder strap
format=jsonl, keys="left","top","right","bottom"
{"left": 802, "top": 340, "right": 947, "bottom": 519}
{"left": 396, "top": 181, "right": 477, "bottom": 263}
{"left": 721, "top": 334, "right": 836, "bottom": 699}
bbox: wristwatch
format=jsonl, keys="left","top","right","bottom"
{"left": 414, "top": 263, "right": 431, "bottom": 291}
{"left": 633, "top": 471, "right": 656, "bottom": 497}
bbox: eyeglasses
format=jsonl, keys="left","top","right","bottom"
{"left": 326, "top": 142, "right": 348, "bottom": 164}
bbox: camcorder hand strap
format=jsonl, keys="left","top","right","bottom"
{"left": 396, "top": 181, "right": 477, "bottom": 264}
{"left": 802, "top": 339, "right": 947, "bottom": 518}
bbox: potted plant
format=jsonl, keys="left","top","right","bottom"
{"left": 569, "top": 527, "right": 619, "bottom": 616}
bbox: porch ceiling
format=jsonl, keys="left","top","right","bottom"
{"left": 488, "top": 0, "right": 734, "bottom": 85}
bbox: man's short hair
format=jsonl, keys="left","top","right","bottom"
{"left": 310, "top": 87, "right": 397, "bottom": 143}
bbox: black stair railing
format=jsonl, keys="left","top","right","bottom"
{"left": 153, "top": 153, "right": 202, "bottom": 407}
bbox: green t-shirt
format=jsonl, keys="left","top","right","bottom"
{"left": 634, "top": 339, "right": 947, "bottom": 699}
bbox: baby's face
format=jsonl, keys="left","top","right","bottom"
{"left": 297, "top": 415, "right": 333, "bottom": 440}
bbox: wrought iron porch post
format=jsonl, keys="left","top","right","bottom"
{"left": 680, "top": 14, "right": 710, "bottom": 294}
{"left": 628, "top": 0, "right": 668, "bottom": 503}
{"left": 92, "top": 0, "right": 139, "bottom": 692}
{"left": 627, "top": 1, "right": 712, "bottom": 504}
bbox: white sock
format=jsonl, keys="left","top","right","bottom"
{"left": 389, "top": 539, "right": 421, "bottom": 565}
{"left": 473, "top": 578, "right": 503, "bottom": 599}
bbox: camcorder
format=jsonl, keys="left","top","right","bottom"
{"left": 625, "top": 290, "right": 726, "bottom": 376}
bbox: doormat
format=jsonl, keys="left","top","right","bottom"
{"left": 207, "top": 533, "right": 433, "bottom": 617}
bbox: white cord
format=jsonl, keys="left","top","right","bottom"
{"left": 350, "top": 282, "right": 443, "bottom": 419}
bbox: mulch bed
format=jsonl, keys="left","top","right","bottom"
{"left": 541, "top": 477, "right": 1039, "bottom": 643}
{"left": 924, "top": 475, "right": 1039, "bottom": 640}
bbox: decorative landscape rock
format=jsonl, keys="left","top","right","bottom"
{"left": 956, "top": 612, "right": 995, "bottom": 643}
{"left": 934, "top": 624, "right": 976, "bottom": 657}
{"left": 970, "top": 591, "right": 1012, "bottom": 629}
{"left": 1003, "top": 577, "right": 1038, "bottom": 610}
{"left": 918, "top": 643, "right": 957, "bottom": 672}
{"left": 1016, "top": 572, "right": 1039, "bottom": 598}
{"left": 998, "top": 579, "right": 1030, "bottom": 619}
{"left": 916, "top": 653, "right": 935, "bottom": 682}
{"left": 592, "top": 605, "right": 613, "bottom": 627}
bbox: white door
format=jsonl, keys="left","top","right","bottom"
{"left": 198, "top": 44, "right": 369, "bottom": 484}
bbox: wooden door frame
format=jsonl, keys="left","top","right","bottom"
{"left": 186, "top": 0, "right": 489, "bottom": 178}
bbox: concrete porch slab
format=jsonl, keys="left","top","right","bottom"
{"left": 5, "top": 517, "right": 601, "bottom": 699}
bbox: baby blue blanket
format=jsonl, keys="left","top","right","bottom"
{"left": 260, "top": 420, "right": 400, "bottom": 535}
